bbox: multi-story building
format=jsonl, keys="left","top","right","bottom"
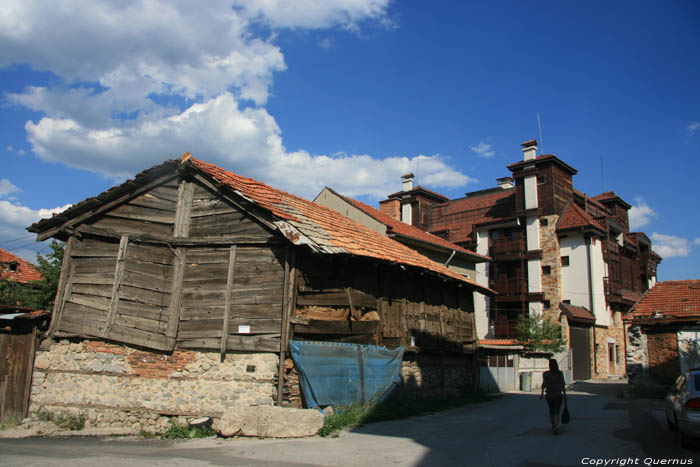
{"left": 379, "top": 140, "right": 661, "bottom": 381}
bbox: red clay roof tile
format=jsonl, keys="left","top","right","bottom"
{"left": 626, "top": 280, "right": 700, "bottom": 321}
{"left": 0, "top": 248, "right": 42, "bottom": 284}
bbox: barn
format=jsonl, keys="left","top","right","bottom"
{"left": 26, "top": 154, "right": 493, "bottom": 429}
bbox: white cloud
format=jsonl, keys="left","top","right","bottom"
{"left": 628, "top": 197, "right": 657, "bottom": 230}
{"left": 470, "top": 141, "right": 495, "bottom": 159}
{"left": 689, "top": 121, "right": 700, "bottom": 135}
{"left": 0, "top": 179, "right": 20, "bottom": 197}
{"left": 651, "top": 232, "right": 691, "bottom": 258}
{"left": 318, "top": 37, "right": 334, "bottom": 49}
{"left": 1, "top": 1, "right": 478, "bottom": 201}
{"left": 6, "top": 145, "right": 13, "bottom": 151}
{"left": 0, "top": 200, "right": 71, "bottom": 260}
{"left": 694, "top": 238, "right": 700, "bottom": 246}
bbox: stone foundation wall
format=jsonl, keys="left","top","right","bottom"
{"left": 401, "top": 353, "right": 475, "bottom": 397}
{"left": 626, "top": 324, "right": 649, "bottom": 383}
{"left": 30, "top": 338, "right": 278, "bottom": 430}
{"left": 539, "top": 214, "right": 562, "bottom": 323}
{"left": 592, "top": 311, "right": 627, "bottom": 379}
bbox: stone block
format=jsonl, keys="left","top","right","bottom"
{"left": 214, "top": 406, "right": 323, "bottom": 438}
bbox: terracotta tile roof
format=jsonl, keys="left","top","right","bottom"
{"left": 556, "top": 202, "right": 606, "bottom": 234}
{"left": 386, "top": 185, "right": 449, "bottom": 201}
{"left": 187, "top": 157, "right": 494, "bottom": 294}
{"left": 559, "top": 302, "right": 595, "bottom": 324}
{"left": 332, "top": 191, "right": 490, "bottom": 262}
{"left": 592, "top": 191, "right": 631, "bottom": 209}
{"left": 428, "top": 189, "right": 516, "bottom": 245}
{"left": 0, "top": 248, "right": 42, "bottom": 284}
{"left": 478, "top": 338, "right": 522, "bottom": 347}
{"left": 626, "top": 280, "right": 700, "bottom": 321}
{"left": 573, "top": 189, "right": 609, "bottom": 216}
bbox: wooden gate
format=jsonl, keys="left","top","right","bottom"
{"left": 0, "top": 323, "right": 37, "bottom": 423}
{"left": 570, "top": 326, "right": 591, "bottom": 380}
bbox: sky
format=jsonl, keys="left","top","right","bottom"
{"left": 0, "top": 0, "right": 698, "bottom": 281}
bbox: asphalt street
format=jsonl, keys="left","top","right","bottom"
{"left": 0, "top": 380, "right": 696, "bottom": 467}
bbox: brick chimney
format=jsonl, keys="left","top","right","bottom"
{"left": 521, "top": 139, "right": 537, "bottom": 161}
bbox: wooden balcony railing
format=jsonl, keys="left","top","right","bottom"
{"left": 490, "top": 276, "right": 528, "bottom": 295}
{"left": 489, "top": 236, "right": 525, "bottom": 255}
{"left": 603, "top": 276, "right": 621, "bottom": 296}
{"left": 493, "top": 320, "right": 518, "bottom": 338}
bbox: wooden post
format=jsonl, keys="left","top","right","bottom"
{"left": 220, "top": 245, "right": 237, "bottom": 360}
{"left": 49, "top": 235, "right": 76, "bottom": 334}
{"left": 277, "top": 247, "right": 296, "bottom": 406}
{"left": 165, "top": 178, "right": 194, "bottom": 349}
{"left": 103, "top": 235, "right": 129, "bottom": 338}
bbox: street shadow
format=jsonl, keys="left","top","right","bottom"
{"left": 348, "top": 380, "right": 697, "bottom": 466}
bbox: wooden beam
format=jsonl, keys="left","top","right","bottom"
{"left": 277, "top": 245, "right": 290, "bottom": 406}
{"left": 220, "top": 245, "right": 237, "bottom": 359}
{"left": 74, "top": 225, "right": 280, "bottom": 246}
{"left": 36, "top": 174, "right": 179, "bottom": 242}
{"left": 103, "top": 235, "right": 129, "bottom": 338}
{"left": 345, "top": 287, "right": 359, "bottom": 320}
{"left": 49, "top": 235, "right": 76, "bottom": 335}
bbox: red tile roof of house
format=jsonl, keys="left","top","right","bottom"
{"left": 428, "top": 189, "right": 516, "bottom": 245}
{"left": 0, "top": 248, "right": 42, "bottom": 284}
{"left": 329, "top": 189, "right": 490, "bottom": 262}
{"left": 559, "top": 302, "right": 595, "bottom": 324}
{"left": 556, "top": 202, "right": 606, "bottom": 234}
{"left": 625, "top": 280, "right": 700, "bottom": 321}
{"left": 188, "top": 157, "right": 494, "bottom": 294}
{"left": 593, "top": 191, "right": 632, "bottom": 209}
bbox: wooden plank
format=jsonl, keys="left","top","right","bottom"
{"left": 36, "top": 173, "right": 179, "bottom": 241}
{"left": 121, "top": 269, "right": 171, "bottom": 293}
{"left": 296, "top": 290, "right": 376, "bottom": 308}
{"left": 125, "top": 243, "right": 174, "bottom": 265}
{"left": 67, "top": 293, "right": 110, "bottom": 312}
{"left": 49, "top": 235, "right": 75, "bottom": 334}
{"left": 221, "top": 245, "right": 237, "bottom": 358}
{"left": 127, "top": 192, "right": 177, "bottom": 212}
{"left": 108, "top": 324, "right": 170, "bottom": 351}
{"left": 107, "top": 204, "right": 176, "bottom": 224}
{"left": 116, "top": 299, "right": 169, "bottom": 321}
{"left": 178, "top": 318, "right": 281, "bottom": 338}
{"left": 277, "top": 246, "right": 291, "bottom": 406}
{"left": 103, "top": 235, "right": 128, "bottom": 338}
{"left": 70, "top": 243, "right": 119, "bottom": 258}
{"left": 62, "top": 301, "right": 109, "bottom": 319}
{"left": 291, "top": 320, "right": 377, "bottom": 335}
{"left": 72, "top": 257, "right": 117, "bottom": 275}
{"left": 71, "top": 283, "right": 113, "bottom": 299}
{"left": 89, "top": 215, "right": 174, "bottom": 238}
{"left": 174, "top": 179, "right": 194, "bottom": 237}
{"left": 181, "top": 303, "right": 281, "bottom": 320}
{"left": 116, "top": 313, "right": 168, "bottom": 334}
{"left": 70, "top": 274, "right": 115, "bottom": 286}
{"left": 120, "top": 284, "right": 170, "bottom": 307}
{"left": 75, "top": 225, "right": 280, "bottom": 247}
{"left": 166, "top": 248, "right": 186, "bottom": 349}
{"left": 177, "top": 334, "right": 281, "bottom": 352}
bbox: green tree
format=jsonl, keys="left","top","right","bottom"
{"left": 0, "top": 240, "right": 64, "bottom": 310}
{"left": 515, "top": 312, "right": 566, "bottom": 353}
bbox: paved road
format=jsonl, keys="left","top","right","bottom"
{"left": 1, "top": 380, "right": 696, "bottom": 467}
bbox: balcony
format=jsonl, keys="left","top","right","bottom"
{"left": 493, "top": 320, "right": 518, "bottom": 338}
{"left": 490, "top": 276, "right": 528, "bottom": 295}
{"left": 603, "top": 276, "right": 621, "bottom": 296}
{"left": 489, "top": 236, "right": 525, "bottom": 256}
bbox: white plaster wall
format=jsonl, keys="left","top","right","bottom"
{"left": 527, "top": 258, "right": 541, "bottom": 293}
{"left": 559, "top": 234, "right": 609, "bottom": 326}
{"left": 529, "top": 301, "right": 543, "bottom": 318}
{"left": 525, "top": 216, "right": 540, "bottom": 251}
{"left": 588, "top": 237, "right": 609, "bottom": 326}
{"left": 401, "top": 202, "right": 412, "bottom": 225}
{"left": 559, "top": 234, "right": 589, "bottom": 309}
{"left": 524, "top": 176, "right": 538, "bottom": 210}
{"left": 474, "top": 229, "right": 490, "bottom": 338}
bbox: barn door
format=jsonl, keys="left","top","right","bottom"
{"left": 0, "top": 324, "right": 36, "bottom": 423}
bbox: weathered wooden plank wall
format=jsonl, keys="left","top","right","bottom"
{"left": 0, "top": 324, "right": 37, "bottom": 423}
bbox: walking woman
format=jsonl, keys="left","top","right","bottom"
{"left": 540, "top": 358, "right": 566, "bottom": 435}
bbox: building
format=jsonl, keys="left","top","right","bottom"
{"left": 25, "top": 154, "right": 492, "bottom": 429}
{"left": 625, "top": 280, "right": 700, "bottom": 385}
{"left": 379, "top": 139, "right": 661, "bottom": 381}
{"left": 313, "top": 184, "right": 490, "bottom": 281}
{"left": 0, "top": 248, "right": 42, "bottom": 285}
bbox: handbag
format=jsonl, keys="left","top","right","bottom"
{"left": 561, "top": 397, "right": 570, "bottom": 424}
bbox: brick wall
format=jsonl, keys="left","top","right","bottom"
{"left": 379, "top": 199, "right": 400, "bottom": 220}
{"left": 647, "top": 329, "right": 680, "bottom": 384}
{"left": 592, "top": 310, "right": 627, "bottom": 379}
{"left": 539, "top": 214, "right": 562, "bottom": 323}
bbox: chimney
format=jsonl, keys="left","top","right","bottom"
{"left": 521, "top": 139, "right": 538, "bottom": 161}
{"left": 401, "top": 173, "right": 415, "bottom": 192}
{"left": 497, "top": 177, "right": 514, "bottom": 189}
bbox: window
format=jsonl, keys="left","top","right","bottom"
{"left": 543, "top": 300, "right": 551, "bottom": 309}
{"left": 540, "top": 218, "right": 549, "bottom": 227}
{"left": 537, "top": 175, "right": 546, "bottom": 185}
{"left": 542, "top": 265, "right": 551, "bottom": 275}
{"left": 563, "top": 299, "right": 571, "bottom": 304}
{"left": 561, "top": 256, "right": 570, "bottom": 266}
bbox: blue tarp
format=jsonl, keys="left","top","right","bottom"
{"left": 289, "top": 340, "right": 405, "bottom": 408}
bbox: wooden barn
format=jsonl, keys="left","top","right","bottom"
{"left": 26, "top": 154, "right": 493, "bottom": 428}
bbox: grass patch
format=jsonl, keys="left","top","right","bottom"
{"left": 160, "top": 421, "right": 217, "bottom": 439}
{"left": 319, "top": 392, "right": 491, "bottom": 437}
{"left": 626, "top": 381, "right": 667, "bottom": 400}
{"left": 36, "top": 411, "right": 85, "bottom": 431}
{"left": 0, "top": 418, "right": 20, "bottom": 430}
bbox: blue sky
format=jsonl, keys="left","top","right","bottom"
{"left": 0, "top": 1, "right": 698, "bottom": 281}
